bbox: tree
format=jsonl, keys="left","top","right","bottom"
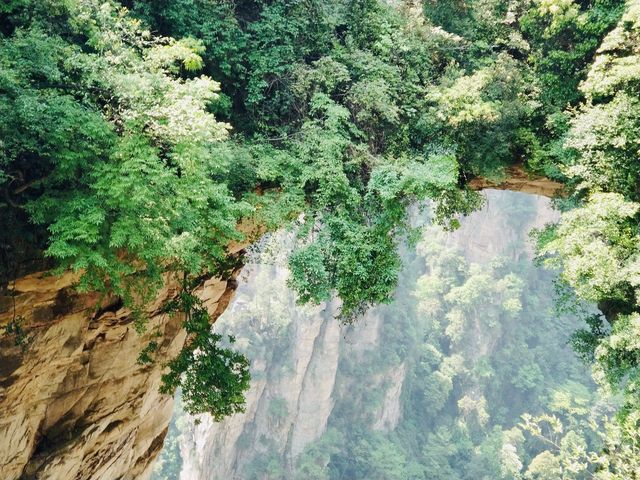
{"left": 1, "top": 0, "right": 251, "bottom": 417}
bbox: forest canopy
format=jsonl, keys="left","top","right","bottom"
{"left": 2, "top": 0, "right": 640, "bottom": 470}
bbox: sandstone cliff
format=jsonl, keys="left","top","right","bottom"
{"left": 0, "top": 180, "right": 558, "bottom": 480}
{"left": 0, "top": 264, "right": 242, "bottom": 480}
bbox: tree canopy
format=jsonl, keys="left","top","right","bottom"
{"left": 3, "top": 0, "right": 640, "bottom": 464}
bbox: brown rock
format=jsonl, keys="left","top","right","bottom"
{"left": 0, "top": 269, "right": 240, "bottom": 480}
{"left": 0, "top": 181, "right": 560, "bottom": 479}
{"left": 468, "top": 164, "right": 565, "bottom": 198}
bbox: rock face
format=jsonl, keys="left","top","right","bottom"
{"left": 445, "top": 190, "right": 558, "bottom": 263}
{"left": 177, "top": 282, "right": 347, "bottom": 480}
{"left": 468, "top": 164, "right": 565, "bottom": 198}
{"left": 0, "top": 267, "right": 240, "bottom": 480}
{"left": 371, "top": 362, "right": 406, "bottom": 432}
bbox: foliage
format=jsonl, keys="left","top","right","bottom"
{"left": 185, "top": 193, "right": 604, "bottom": 479}
{"left": 533, "top": 1, "right": 640, "bottom": 426}
{"left": 1, "top": 1, "right": 243, "bottom": 307}
{"left": 159, "top": 287, "right": 250, "bottom": 419}
{"left": 537, "top": 193, "right": 639, "bottom": 305}
{"left": 592, "top": 313, "right": 640, "bottom": 418}
{"left": 419, "top": 53, "right": 539, "bottom": 178}
{"left": 3, "top": 315, "right": 32, "bottom": 350}
{"left": 128, "top": 0, "right": 493, "bottom": 321}
{"left": 520, "top": 409, "right": 640, "bottom": 479}
{"left": 2, "top": 0, "right": 640, "bottom": 441}
{"left": 519, "top": 0, "right": 624, "bottom": 113}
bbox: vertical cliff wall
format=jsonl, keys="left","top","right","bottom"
{"left": 0, "top": 180, "right": 559, "bottom": 480}
{"left": 0, "top": 265, "right": 241, "bottom": 480}
{"left": 176, "top": 274, "right": 347, "bottom": 480}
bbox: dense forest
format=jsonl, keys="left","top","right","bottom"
{"left": 153, "top": 192, "right": 614, "bottom": 480}
{"left": 2, "top": 0, "right": 640, "bottom": 476}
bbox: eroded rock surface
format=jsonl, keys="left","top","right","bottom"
{"left": 0, "top": 268, "right": 239, "bottom": 480}
{"left": 0, "top": 185, "right": 558, "bottom": 480}
{"left": 172, "top": 190, "right": 561, "bottom": 480}
{"left": 468, "top": 164, "right": 564, "bottom": 198}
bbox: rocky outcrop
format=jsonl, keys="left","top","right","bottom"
{"left": 468, "top": 164, "right": 565, "bottom": 198}
{"left": 173, "top": 259, "right": 411, "bottom": 480}
{"left": 371, "top": 362, "right": 406, "bottom": 432}
{"left": 288, "top": 307, "right": 341, "bottom": 459}
{"left": 0, "top": 266, "right": 241, "bottom": 480}
{"left": 170, "top": 190, "right": 561, "bottom": 480}
{"left": 445, "top": 188, "right": 559, "bottom": 263}
{"left": 177, "top": 289, "right": 345, "bottom": 479}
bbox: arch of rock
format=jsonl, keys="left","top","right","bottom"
{"left": 0, "top": 170, "right": 563, "bottom": 480}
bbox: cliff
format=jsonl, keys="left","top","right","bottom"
{"left": 175, "top": 270, "right": 391, "bottom": 480}
{"left": 0, "top": 181, "right": 558, "bottom": 480}
{"left": 0, "top": 263, "right": 242, "bottom": 480}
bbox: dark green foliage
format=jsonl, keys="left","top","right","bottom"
{"left": 2, "top": 0, "right": 640, "bottom": 430}
{"left": 0, "top": 0, "right": 245, "bottom": 305}
{"left": 570, "top": 314, "right": 610, "bottom": 363}
{"left": 127, "top": 0, "right": 491, "bottom": 319}
{"left": 159, "top": 288, "right": 250, "bottom": 419}
{"left": 519, "top": 0, "right": 624, "bottom": 110}
{"left": 3, "top": 315, "right": 32, "bottom": 349}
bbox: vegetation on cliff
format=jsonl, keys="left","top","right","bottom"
{"left": 155, "top": 193, "right": 632, "bottom": 479}
{"left": 2, "top": 0, "right": 640, "bottom": 471}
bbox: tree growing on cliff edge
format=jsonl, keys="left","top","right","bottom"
{"left": 0, "top": 0, "right": 251, "bottom": 416}
{"left": 0, "top": 0, "right": 242, "bottom": 299}
{"left": 0, "top": 0, "right": 476, "bottom": 417}
{"left": 4, "top": 0, "right": 640, "bottom": 450}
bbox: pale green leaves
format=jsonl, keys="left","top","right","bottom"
{"left": 429, "top": 68, "right": 500, "bottom": 127}
{"left": 367, "top": 152, "right": 459, "bottom": 203}
{"left": 146, "top": 37, "right": 206, "bottom": 73}
{"left": 520, "top": 411, "right": 640, "bottom": 479}
{"left": 565, "top": 94, "right": 640, "bottom": 198}
{"left": 535, "top": 0, "right": 583, "bottom": 36}
{"left": 580, "top": 0, "right": 640, "bottom": 98}
{"left": 538, "top": 193, "right": 640, "bottom": 303}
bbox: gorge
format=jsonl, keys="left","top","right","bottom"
{"left": 0, "top": 184, "right": 555, "bottom": 480}
{"left": 2, "top": 0, "right": 640, "bottom": 478}
{"left": 152, "top": 189, "right": 600, "bottom": 479}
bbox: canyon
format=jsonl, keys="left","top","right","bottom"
{"left": 0, "top": 179, "right": 559, "bottom": 480}
{"left": 160, "top": 189, "right": 564, "bottom": 479}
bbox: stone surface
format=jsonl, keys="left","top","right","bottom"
{"left": 175, "top": 268, "right": 405, "bottom": 479}
{"left": 0, "top": 268, "right": 240, "bottom": 480}
{"left": 468, "top": 164, "right": 565, "bottom": 198}
{"left": 173, "top": 190, "right": 561, "bottom": 479}
{"left": 0, "top": 186, "right": 557, "bottom": 479}
{"left": 372, "top": 362, "right": 406, "bottom": 432}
